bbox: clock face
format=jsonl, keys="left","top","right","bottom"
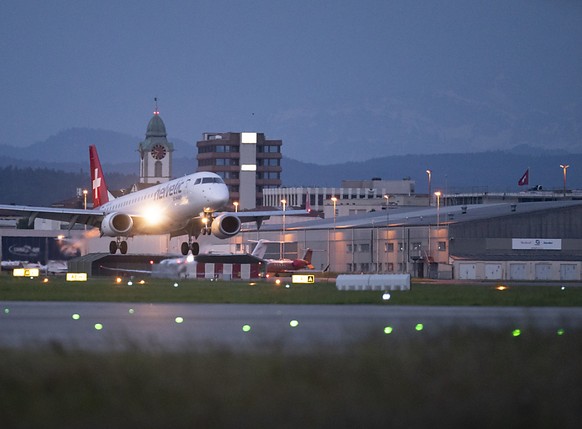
{"left": 151, "top": 144, "right": 167, "bottom": 160}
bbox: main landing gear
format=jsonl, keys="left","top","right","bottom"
{"left": 181, "top": 241, "right": 199, "bottom": 256}
{"left": 109, "top": 239, "right": 128, "bottom": 255}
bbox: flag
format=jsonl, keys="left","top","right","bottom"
{"left": 518, "top": 169, "right": 529, "bottom": 186}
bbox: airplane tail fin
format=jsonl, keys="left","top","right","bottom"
{"left": 89, "top": 145, "right": 110, "bottom": 208}
{"left": 303, "top": 248, "right": 314, "bottom": 269}
{"left": 251, "top": 239, "right": 269, "bottom": 259}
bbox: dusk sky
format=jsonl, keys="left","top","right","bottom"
{"left": 1, "top": 0, "right": 581, "bottom": 164}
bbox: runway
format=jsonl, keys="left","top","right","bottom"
{"left": 1, "top": 301, "right": 582, "bottom": 351}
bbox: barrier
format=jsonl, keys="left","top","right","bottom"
{"left": 336, "top": 274, "right": 410, "bottom": 291}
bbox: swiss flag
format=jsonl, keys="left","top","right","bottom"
{"left": 518, "top": 169, "right": 529, "bottom": 186}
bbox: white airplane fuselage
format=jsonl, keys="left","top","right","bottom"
{"left": 98, "top": 172, "right": 230, "bottom": 236}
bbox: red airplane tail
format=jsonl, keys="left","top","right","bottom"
{"left": 303, "top": 249, "right": 314, "bottom": 269}
{"left": 89, "top": 145, "right": 110, "bottom": 208}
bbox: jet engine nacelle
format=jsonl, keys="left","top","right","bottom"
{"left": 101, "top": 212, "right": 134, "bottom": 236}
{"left": 211, "top": 213, "right": 241, "bottom": 239}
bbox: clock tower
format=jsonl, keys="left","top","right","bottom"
{"left": 138, "top": 105, "right": 174, "bottom": 184}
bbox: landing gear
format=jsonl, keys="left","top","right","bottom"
{"left": 109, "top": 239, "right": 128, "bottom": 254}
{"left": 180, "top": 241, "right": 200, "bottom": 256}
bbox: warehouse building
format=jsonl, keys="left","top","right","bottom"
{"left": 229, "top": 200, "right": 582, "bottom": 281}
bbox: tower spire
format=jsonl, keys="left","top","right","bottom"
{"left": 154, "top": 97, "right": 159, "bottom": 115}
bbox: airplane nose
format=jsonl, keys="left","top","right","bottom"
{"left": 210, "top": 184, "right": 230, "bottom": 209}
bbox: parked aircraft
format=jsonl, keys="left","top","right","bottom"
{"left": 0, "top": 145, "right": 309, "bottom": 255}
{"left": 250, "top": 240, "right": 315, "bottom": 277}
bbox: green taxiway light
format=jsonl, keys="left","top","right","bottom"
{"left": 94, "top": 323, "right": 103, "bottom": 331}
{"left": 3, "top": 308, "right": 9, "bottom": 315}
{"left": 242, "top": 324, "right": 252, "bottom": 333}
{"left": 384, "top": 326, "right": 393, "bottom": 335}
{"left": 415, "top": 323, "right": 424, "bottom": 332}
{"left": 557, "top": 328, "right": 565, "bottom": 336}
{"left": 129, "top": 308, "right": 135, "bottom": 314}
{"left": 175, "top": 317, "right": 184, "bottom": 324}
{"left": 512, "top": 329, "right": 521, "bottom": 337}
{"left": 289, "top": 320, "right": 299, "bottom": 328}
{"left": 72, "top": 314, "right": 80, "bottom": 320}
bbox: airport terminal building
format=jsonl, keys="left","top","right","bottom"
{"left": 229, "top": 200, "right": 582, "bottom": 281}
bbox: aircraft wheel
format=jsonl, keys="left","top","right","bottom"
{"left": 181, "top": 242, "right": 190, "bottom": 256}
{"left": 119, "top": 241, "right": 128, "bottom": 255}
{"left": 191, "top": 242, "right": 200, "bottom": 256}
{"left": 109, "top": 241, "right": 118, "bottom": 254}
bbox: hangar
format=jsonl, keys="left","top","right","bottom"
{"left": 231, "top": 200, "right": 582, "bottom": 281}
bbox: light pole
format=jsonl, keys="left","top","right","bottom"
{"left": 331, "top": 196, "right": 337, "bottom": 229}
{"left": 233, "top": 201, "right": 239, "bottom": 212}
{"left": 383, "top": 194, "right": 390, "bottom": 226}
{"left": 330, "top": 196, "right": 337, "bottom": 274}
{"left": 281, "top": 199, "right": 287, "bottom": 258}
{"left": 560, "top": 164, "right": 570, "bottom": 197}
{"left": 82, "top": 189, "right": 88, "bottom": 230}
{"left": 434, "top": 191, "right": 441, "bottom": 228}
{"left": 426, "top": 170, "right": 432, "bottom": 206}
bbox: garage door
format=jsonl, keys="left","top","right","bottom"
{"left": 509, "top": 263, "right": 527, "bottom": 280}
{"left": 560, "top": 264, "right": 577, "bottom": 281}
{"left": 485, "top": 264, "right": 503, "bottom": 280}
{"left": 535, "top": 263, "right": 552, "bottom": 281}
{"left": 458, "top": 264, "right": 476, "bottom": 280}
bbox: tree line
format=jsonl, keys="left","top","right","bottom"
{"left": 0, "top": 165, "right": 137, "bottom": 206}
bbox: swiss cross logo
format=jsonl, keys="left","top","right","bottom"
{"left": 93, "top": 168, "right": 102, "bottom": 199}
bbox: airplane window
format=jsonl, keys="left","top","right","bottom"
{"left": 194, "top": 178, "right": 201, "bottom": 185}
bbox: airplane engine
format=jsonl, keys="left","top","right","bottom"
{"left": 101, "top": 212, "right": 134, "bottom": 236}
{"left": 211, "top": 214, "right": 241, "bottom": 239}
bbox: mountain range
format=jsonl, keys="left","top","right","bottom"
{"left": 1, "top": 128, "right": 581, "bottom": 205}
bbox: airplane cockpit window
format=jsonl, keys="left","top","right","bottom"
{"left": 194, "top": 178, "right": 202, "bottom": 185}
{"left": 201, "top": 177, "right": 225, "bottom": 184}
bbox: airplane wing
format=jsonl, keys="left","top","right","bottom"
{"left": 225, "top": 208, "right": 312, "bottom": 226}
{"left": 0, "top": 204, "right": 105, "bottom": 229}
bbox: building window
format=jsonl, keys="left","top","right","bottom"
{"left": 359, "top": 244, "right": 370, "bottom": 252}
{"left": 438, "top": 241, "right": 447, "bottom": 251}
{"left": 412, "top": 242, "right": 422, "bottom": 251}
{"left": 398, "top": 242, "right": 404, "bottom": 252}
{"left": 387, "top": 263, "right": 394, "bottom": 272}
{"left": 347, "top": 244, "right": 353, "bottom": 253}
{"left": 258, "top": 158, "right": 280, "bottom": 167}
{"left": 258, "top": 145, "right": 280, "bottom": 153}
{"left": 346, "top": 263, "right": 353, "bottom": 272}
{"left": 385, "top": 242, "right": 394, "bottom": 253}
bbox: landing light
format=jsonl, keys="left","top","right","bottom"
{"left": 143, "top": 206, "right": 163, "bottom": 225}
{"left": 496, "top": 285, "right": 508, "bottom": 291}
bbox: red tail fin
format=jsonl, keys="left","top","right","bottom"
{"left": 89, "top": 145, "right": 109, "bottom": 208}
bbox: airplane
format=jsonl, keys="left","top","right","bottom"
{"left": 250, "top": 240, "right": 315, "bottom": 277}
{"left": 0, "top": 145, "right": 309, "bottom": 256}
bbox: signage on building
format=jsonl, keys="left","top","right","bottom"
{"left": 512, "top": 239, "right": 562, "bottom": 250}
